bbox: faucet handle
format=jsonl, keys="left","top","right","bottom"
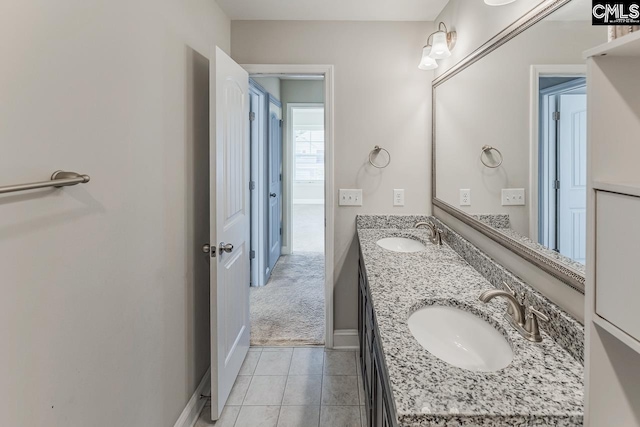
{"left": 527, "top": 306, "right": 549, "bottom": 322}
{"left": 524, "top": 306, "right": 549, "bottom": 342}
{"left": 502, "top": 281, "right": 516, "bottom": 295}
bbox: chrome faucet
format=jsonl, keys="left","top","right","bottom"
{"left": 415, "top": 220, "right": 443, "bottom": 245}
{"left": 479, "top": 282, "right": 550, "bottom": 342}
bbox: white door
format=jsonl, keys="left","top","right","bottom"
{"left": 210, "top": 47, "right": 250, "bottom": 419}
{"left": 558, "top": 93, "right": 587, "bottom": 264}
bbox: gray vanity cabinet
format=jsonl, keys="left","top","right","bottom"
{"left": 358, "top": 254, "right": 397, "bottom": 427}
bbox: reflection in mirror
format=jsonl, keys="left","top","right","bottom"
{"left": 434, "top": 0, "right": 607, "bottom": 278}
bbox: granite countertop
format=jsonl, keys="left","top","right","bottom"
{"left": 357, "top": 227, "right": 584, "bottom": 426}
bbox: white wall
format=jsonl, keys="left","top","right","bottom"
{"left": 232, "top": 21, "right": 433, "bottom": 329}
{"left": 0, "top": 1, "right": 230, "bottom": 426}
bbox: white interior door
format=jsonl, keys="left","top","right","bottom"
{"left": 210, "top": 47, "right": 250, "bottom": 419}
{"left": 558, "top": 93, "right": 587, "bottom": 264}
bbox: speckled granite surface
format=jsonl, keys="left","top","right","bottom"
{"left": 471, "top": 214, "right": 511, "bottom": 229}
{"left": 356, "top": 216, "right": 584, "bottom": 426}
{"left": 495, "top": 227, "right": 586, "bottom": 275}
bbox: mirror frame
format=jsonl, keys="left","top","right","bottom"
{"left": 432, "top": 0, "right": 585, "bottom": 293}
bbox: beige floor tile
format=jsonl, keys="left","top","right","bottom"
{"left": 277, "top": 406, "right": 320, "bottom": 427}
{"left": 239, "top": 351, "right": 261, "bottom": 376}
{"left": 357, "top": 375, "right": 366, "bottom": 405}
{"left": 195, "top": 404, "right": 240, "bottom": 427}
{"left": 319, "top": 406, "right": 361, "bottom": 427}
{"left": 227, "top": 375, "right": 251, "bottom": 406}
{"left": 254, "top": 350, "right": 293, "bottom": 376}
{"left": 243, "top": 375, "right": 287, "bottom": 405}
{"left": 289, "top": 348, "right": 324, "bottom": 375}
{"left": 260, "top": 346, "right": 294, "bottom": 352}
{"left": 323, "top": 351, "right": 356, "bottom": 376}
{"left": 282, "top": 375, "right": 322, "bottom": 406}
{"left": 234, "top": 406, "right": 280, "bottom": 427}
{"left": 321, "top": 376, "right": 360, "bottom": 406}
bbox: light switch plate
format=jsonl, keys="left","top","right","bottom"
{"left": 460, "top": 189, "right": 471, "bottom": 206}
{"left": 339, "top": 189, "right": 363, "bottom": 206}
{"left": 502, "top": 188, "right": 525, "bottom": 206}
{"left": 393, "top": 189, "right": 405, "bottom": 206}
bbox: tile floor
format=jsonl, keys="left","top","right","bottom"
{"left": 196, "top": 347, "right": 366, "bottom": 427}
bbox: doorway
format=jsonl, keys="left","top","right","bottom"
{"left": 537, "top": 75, "right": 587, "bottom": 264}
{"left": 247, "top": 74, "right": 328, "bottom": 347}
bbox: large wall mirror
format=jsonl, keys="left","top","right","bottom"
{"left": 433, "top": 0, "right": 607, "bottom": 292}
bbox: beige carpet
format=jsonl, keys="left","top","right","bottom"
{"left": 250, "top": 252, "right": 325, "bottom": 346}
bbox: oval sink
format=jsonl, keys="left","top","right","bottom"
{"left": 377, "top": 237, "right": 426, "bottom": 253}
{"left": 408, "top": 306, "right": 513, "bottom": 372}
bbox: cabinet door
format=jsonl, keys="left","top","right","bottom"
{"left": 595, "top": 190, "right": 640, "bottom": 342}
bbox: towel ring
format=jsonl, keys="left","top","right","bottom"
{"left": 480, "top": 145, "right": 503, "bottom": 168}
{"left": 369, "top": 145, "right": 391, "bottom": 169}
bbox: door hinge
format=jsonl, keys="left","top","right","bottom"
{"left": 554, "top": 180, "right": 560, "bottom": 190}
{"left": 249, "top": 181, "right": 255, "bottom": 190}
{"left": 250, "top": 111, "right": 256, "bottom": 121}
{"left": 279, "top": 173, "right": 282, "bottom": 182}
{"left": 279, "top": 119, "right": 283, "bottom": 128}
{"left": 280, "top": 227, "right": 282, "bottom": 236}
{"left": 250, "top": 250, "right": 255, "bottom": 260}
{"left": 552, "top": 111, "right": 560, "bottom": 121}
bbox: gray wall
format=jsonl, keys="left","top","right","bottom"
{"left": 232, "top": 21, "right": 434, "bottom": 330}
{"left": 434, "top": 0, "right": 542, "bottom": 76}
{"left": 0, "top": 1, "right": 230, "bottom": 425}
{"left": 253, "top": 77, "right": 282, "bottom": 101}
{"left": 436, "top": 20, "right": 605, "bottom": 236}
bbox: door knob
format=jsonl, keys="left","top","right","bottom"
{"left": 270, "top": 192, "right": 277, "bottom": 198}
{"left": 219, "top": 242, "right": 234, "bottom": 255}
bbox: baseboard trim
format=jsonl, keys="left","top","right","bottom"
{"left": 332, "top": 329, "right": 359, "bottom": 350}
{"left": 173, "top": 367, "right": 211, "bottom": 427}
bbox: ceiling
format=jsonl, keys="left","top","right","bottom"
{"left": 215, "top": 0, "right": 450, "bottom": 21}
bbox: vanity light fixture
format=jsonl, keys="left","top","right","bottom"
{"left": 484, "top": 0, "right": 517, "bottom": 5}
{"left": 418, "top": 22, "right": 456, "bottom": 70}
{"left": 418, "top": 45, "right": 438, "bottom": 70}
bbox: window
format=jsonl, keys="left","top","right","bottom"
{"left": 292, "top": 108, "right": 324, "bottom": 181}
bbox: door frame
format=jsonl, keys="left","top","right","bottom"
{"left": 249, "top": 79, "right": 269, "bottom": 287}
{"left": 529, "top": 64, "right": 586, "bottom": 241}
{"left": 285, "top": 102, "right": 325, "bottom": 255}
{"left": 242, "top": 64, "right": 335, "bottom": 348}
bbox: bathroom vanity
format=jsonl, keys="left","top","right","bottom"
{"left": 356, "top": 215, "right": 585, "bottom": 426}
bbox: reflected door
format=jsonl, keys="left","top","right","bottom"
{"left": 557, "top": 93, "right": 587, "bottom": 264}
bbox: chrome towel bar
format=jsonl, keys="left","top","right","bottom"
{"left": 0, "top": 170, "right": 90, "bottom": 195}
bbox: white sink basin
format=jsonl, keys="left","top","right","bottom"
{"left": 376, "top": 237, "right": 426, "bottom": 253}
{"left": 408, "top": 305, "right": 513, "bottom": 372}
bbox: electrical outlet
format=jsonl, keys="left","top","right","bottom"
{"left": 502, "top": 188, "right": 525, "bottom": 206}
{"left": 460, "top": 189, "right": 471, "bottom": 206}
{"left": 393, "top": 189, "right": 405, "bottom": 206}
{"left": 339, "top": 189, "right": 363, "bottom": 206}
